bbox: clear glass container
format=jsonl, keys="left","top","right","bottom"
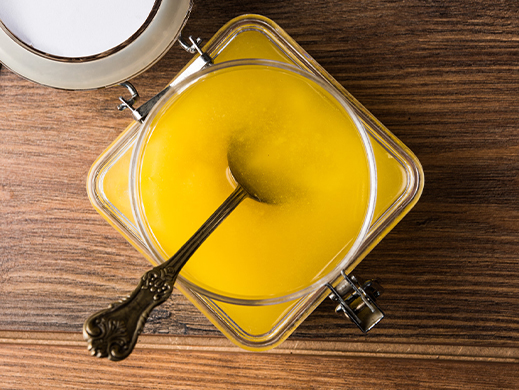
{"left": 87, "top": 15, "right": 424, "bottom": 350}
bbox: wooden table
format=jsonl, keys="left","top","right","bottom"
{"left": 1, "top": 1, "right": 519, "bottom": 388}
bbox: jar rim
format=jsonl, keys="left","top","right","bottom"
{"left": 129, "top": 59, "right": 378, "bottom": 305}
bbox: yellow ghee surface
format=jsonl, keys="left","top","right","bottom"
{"left": 138, "top": 64, "right": 372, "bottom": 300}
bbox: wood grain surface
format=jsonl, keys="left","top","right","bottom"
{"left": 2, "top": 343, "right": 519, "bottom": 390}
{"left": 1, "top": 0, "right": 519, "bottom": 388}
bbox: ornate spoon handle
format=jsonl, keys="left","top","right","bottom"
{"left": 83, "top": 186, "right": 248, "bottom": 361}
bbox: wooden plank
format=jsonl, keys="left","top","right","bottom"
{"left": 1, "top": 0, "right": 519, "bottom": 376}
{"left": 1, "top": 331, "right": 519, "bottom": 363}
{"left": 1, "top": 342, "right": 519, "bottom": 390}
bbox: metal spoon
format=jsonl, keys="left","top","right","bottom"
{"left": 83, "top": 149, "right": 279, "bottom": 361}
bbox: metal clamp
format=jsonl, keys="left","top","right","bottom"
{"left": 327, "top": 272, "right": 384, "bottom": 333}
{"left": 178, "top": 34, "right": 213, "bottom": 65}
{"left": 116, "top": 35, "right": 213, "bottom": 123}
{"left": 117, "top": 82, "right": 142, "bottom": 122}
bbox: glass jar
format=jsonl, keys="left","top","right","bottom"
{"left": 87, "top": 15, "right": 424, "bottom": 350}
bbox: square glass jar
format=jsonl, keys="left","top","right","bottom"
{"left": 87, "top": 15, "right": 423, "bottom": 350}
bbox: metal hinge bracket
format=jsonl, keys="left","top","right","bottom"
{"left": 117, "top": 35, "right": 213, "bottom": 123}
{"left": 327, "top": 272, "right": 385, "bottom": 333}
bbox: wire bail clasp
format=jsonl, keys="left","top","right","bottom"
{"left": 116, "top": 34, "right": 214, "bottom": 123}
{"left": 117, "top": 81, "right": 142, "bottom": 122}
{"left": 327, "top": 272, "right": 385, "bottom": 333}
{"left": 178, "top": 34, "right": 213, "bottom": 65}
